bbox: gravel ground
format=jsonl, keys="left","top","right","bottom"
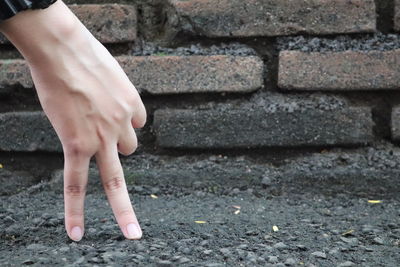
{"left": 2, "top": 143, "right": 400, "bottom": 266}
{"left": 1, "top": 178, "right": 400, "bottom": 266}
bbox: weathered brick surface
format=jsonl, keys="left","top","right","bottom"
{"left": 278, "top": 50, "right": 400, "bottom": 90}
{"left": 395, "top": 0, "right": 400, "bottom": 32}
{"left": 153, "top": 105, "right": 373, "bottom": 149}
{"left": 0, "top": 4, "right": 137, "bottom": 44}
{"left": 392, "top": 106, "right": 400, "bottom": 141}
{"left": 0, "top": 59, "right": 32, "bottom": 90}
{"left": 0, "top": 112, "right": 61, "bottom": 152}
{"left": 0, "top": 56, "right": 263, "bottom": 94}
{"left": 118, "top": 55, "right": 264, "bottom": 94}
{"left": 167, "top": 0, "right": 376, "bottom": 38}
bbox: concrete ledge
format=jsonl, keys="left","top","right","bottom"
{"left": 0, "top": 111, "right": 61, "bottom": 152}
{"left": 392, "top": 106, "right": 400, "bottom": 141}
{"left": 153, "top": 103, "right": 374, "bottom": 149}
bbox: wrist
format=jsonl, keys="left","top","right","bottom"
{"left": 0, "top": 0, "right": 81, "bottom": 65}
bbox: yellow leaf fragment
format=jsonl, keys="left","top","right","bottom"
{"left": 272, "top": 225, "right": 279, "bottom": 232}
{"left": 234, "top": 210, "right": 240, "bottom": 215}
{"left": 342, "top": 229, "right": 354, "bottom": 236}
{"left": 150, "top": 194, "right": 158, "bottom": 199}
{"left": 0, "top": 163, "right": 3, "bottom": 169}
{"left": 368, "top": 200, "right": 382, "bottom": 204}
{"left": 195, "top": 221, "right": 207, "bottom": 224}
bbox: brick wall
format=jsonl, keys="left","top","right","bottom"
{"left": 1, "top": 0, "right": 400, "bottom": 183}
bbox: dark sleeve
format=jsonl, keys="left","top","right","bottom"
{"left": 0, "top": 0, "right": 58, "bottom": 21}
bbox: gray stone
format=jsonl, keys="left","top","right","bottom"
{"left": 339, "top": 237, "right": 359, "bottom": 246}
{"left": 273, "top": 242, "right": 288, "bottom": 250}
{"left": 268, "top": 256, "right": 279, "bottom": 263}
{"left": 285, "top": 258, "right": 297, "bottom": 266}
{"left": 26, "top": 244, "right": 48, "bottom": 251}
{"left": 373, "top": 237, "right": 385, "bottom": 245}
{"left": 153, "top": 105, "right": 373, "bottom": 149}
{"left": 261, "top": 176, "right": 272, "bottom": 187}
{"left": 0, "top": 112, "right": 61, "bottom": 152}
{"left": 157, "top": 260, "right": 173, "bottom": 267}
{"left": 338, "top": 261, "right": 355, "bottom": 267}
{"left": 311, "top": 251, "right": 327, "bottom": 259}
{"left": 219, "top": 248, "right": 231, "bottom": 257}
{"left": 392, "top": 106, "right": 400, "bottom": 141}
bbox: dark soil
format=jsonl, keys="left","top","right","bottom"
{"left": 1, "top": 177, "right": 400, "bottom": 266}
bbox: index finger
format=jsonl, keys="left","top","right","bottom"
{"left": 95, "top": 145, "right": 142, "bottom": 240}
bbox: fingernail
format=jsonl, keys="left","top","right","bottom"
{"left": 70, "top": 226, "right": 83, "bottom": 241}
{"left": 126, "top": 223, "right": 142, "bottom": 239}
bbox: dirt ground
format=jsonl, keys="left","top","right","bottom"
{"left": 1, "top": 177, "right": 400, "bottom": 266}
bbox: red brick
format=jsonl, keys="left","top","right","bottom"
{"left": 278, "top": 50, "right": 400, "bottom": 91}
{"left": 167, "top": 0, "right": 376, "bottom": 38}
{"left": 0, "top": 4, "right": 137, "bottom": 44}
{"left": 0, "top": 59, "right": 32, "bottom": 89}
{"left": 0, "top": 55, "right": 264, "bottom": 95}
{"left": 117, "top": 55, "right": 263, "bottom": 94}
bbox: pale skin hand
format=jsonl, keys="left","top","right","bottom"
{"left": 0, "top": 0, "right": 146, "bottom": 241}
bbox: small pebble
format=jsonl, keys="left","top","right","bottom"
{"left": 157, "top": 260, "right": 172, "bottom": 267}
{"left": 219, "top": 248, "right": 231, "bottom": 257}
{"left": 178, "top": 257, "right": 190, "bottom": 264}
{"left": 268, "top": 256, "right": 279, "bottom": 263}
{"left": 273, "top": 242, "right": 288, "bottom": 250}
{"left": 285, "top": 258, "right": 297, "bottom": 266}
{"left": 311, "top": 251, "right": 327, "bottom": 259}
{"left": 373, "top": 237, "right": 384, "bottom": 245}
{"left": 203, "top": 250, "right": 213, "bottom": 255}
{"left": 338, "top": 261, "right": 355, "bottom": 267}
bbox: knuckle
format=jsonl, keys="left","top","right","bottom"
{"left": 103, "top": 177, "right": 125, "bottom": 192}
{"left": 112, "top": 111, "right": 126, "bottom": 123}
{"left": 64, "top": 139, "right": 93, "bottom": 158}
{"left": 65, "top": 184, "right": 86, "bottom": 197}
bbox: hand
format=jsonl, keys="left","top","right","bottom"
{"left": 0, "top": 0, "right": 146, "bottom": 241}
